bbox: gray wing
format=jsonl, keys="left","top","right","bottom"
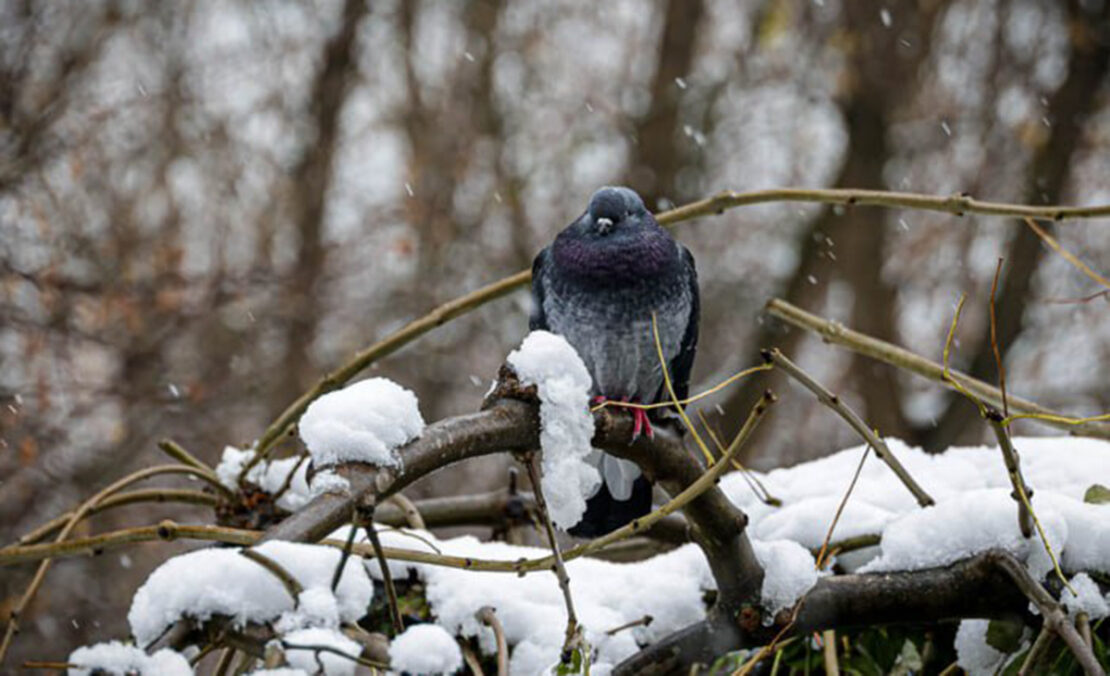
{"left": 667, "top": 244, "right": 699, "bottom": 402}
{"left": 529, "top": 247, "right": 551, "bottom": 331}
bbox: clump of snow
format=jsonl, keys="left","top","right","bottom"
{"left": 506, "top": 331, "right": 600, "bottom": 529}
{"left": 249, "top": 670, "right": 308, "bottom": 676}
{"left": 67, "top": 641, "right": 191, "bottom": 676}
{"left": 751, "top": 540, "right": 819, "bottom": 617}
{"left": 299, "top": 378, "right": 425, "bottom": 468}
{"left": 719, "top": 436, "right": 1110, "bottom": 577}
{"left": 955, "top": 619, "right": 1010, "bottom": 675}
{"left": 216, "top": 445, "right": 255, "bottom": 489}
{"left": 214, "top": 447, "right": 311, "bottom": 511}
{"left": 128, "top": 541, "right": 372, "bottom": 646}
{"left": 343, "top": 525, "right": 711, "bottom": 674}
{"left": 283, "top": 627, "right": 363, "bottom": 676}
{"left": 858, "top": 489, "right": 1068, "bottom": 579}
{"left": 1061, "top": 573, "right": 1110, "bottom": 620}
{"left": 309, "top": 469, "right": 350, "bottom": 497}
{"left": 390, "top": 624, "right": 463, "bottom": 675}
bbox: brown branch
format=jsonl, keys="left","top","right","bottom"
{"left": 765, "top": 298, "right": 1110, "bottom": 439}
{"left": 613, "top": 550, "right": 1097, "bottom": 675}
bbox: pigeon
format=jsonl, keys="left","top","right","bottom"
{"left": 530, "top": 186, "right": 699, "bottom": 536}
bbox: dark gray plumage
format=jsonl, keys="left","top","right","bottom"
{"left": 530, "top": 186, "right": 699, "bottom": 536}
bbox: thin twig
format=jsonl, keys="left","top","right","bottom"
{"left": 988, "top": 258, "right": 1010, "bottom": 419}
{"left": 764, "top": 298, "right": 1110, "bottom": 438}
{"left": 281, "top": 641, "right": 389, "bottom": 670}
{"left": 1078, "top": 612, "right": 1093, "bottom": 648}
{"left": 157, "top": 438, "right": 219, "bottom": 479}
{"left": 0, "top": 465, "right": 232, "bottom": 666}
{"left": 461, "top": 643, "right": 486, "bottom": 676}
{"left": 525, "top": 453, "right": 582, "bottom": 661}
{"left": 822, "top": 629, "right": 840, "bottom": 676}
{"left": 14, "top": 488, "right": 217, "bottom": 546}
{"left": 651, "top": 312, "right": 714, "bottom": 465}
{"left": 477, "top": 606, "right": 509, "bottom": 676}
{"left": 271, "top": 452, "right": 309, "bottom": 502}
{"left": 1025, "top": 217, "right": 1110, "bottom": 290}
{"left": 365, "top": 522, "right": 404, "bottom": 635}
{"left": 762, "top": 348, "right": 934, "bottom": 506}
{"left": 330, "top": 509, "right": 361, "bottom": 593}
{"left": 985, "top": 410, "right": 1034, "bottom": 537}
{"left": 1019, "top": 626, "right": 1055, "bottom": 676}
{"left": 605, "top": 615, "right": 653, "bottom": 636}
{"left": 814, "top": 445, "right": 870, "bottom": 570}
{"left": 695, "top": 408, "right": 780, "bottom": 506}
{"left": 591, "top": 363, "right": 773, "bottom": 413}
{"left": 985, "top": 412, "right": 1073, "bottom": 594}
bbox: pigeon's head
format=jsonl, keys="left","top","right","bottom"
{"left": 580, "top": 186, "right": 652, "bottom": 238}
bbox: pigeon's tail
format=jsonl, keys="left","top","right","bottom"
{"left": 567, "top": 476, "right": 653, "bottom": 538}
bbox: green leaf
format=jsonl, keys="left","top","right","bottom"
{"left": 1084, "top": 484, "right": 1110, "bottom": 504}
{"left": 986, "top": 619, "right": 1024, "bottom": 654}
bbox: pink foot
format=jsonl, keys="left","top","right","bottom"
{"left": 631, "top": 407, "right": 654, "bottom": 441}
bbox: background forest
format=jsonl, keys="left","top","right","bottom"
{"left": 3, "top": 0, "right": 1110, "bottom": 667}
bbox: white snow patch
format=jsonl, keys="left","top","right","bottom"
{"left": 720, "top": 437, "right": 1110, "bottom": 577}
{"left": 310, "top": 469, "right": 350, "bottom": 497}
{"left": 299, "top": 378, "right": 425, "bottom": 468}
{"left": 507, "top": 331, "right": 600, "bottom": 529}
{"left": 67, "top": 642, "right": 191, "bottom": 675}
{"left": 214, "top": 447, "right": 311, "bottom": 512}
{"left": 128, "top": 541, "right": 372, "bottom": 646}
{"left": 1061, "top": 573, "right": 1110, "bottom": 620}
{"left": 752, "top": 540, "right": 819, "bottom": 617}
{"left": 955, "top": 619, "right": 1008, "bottom": 675}
{"left": 342, "top": 525, "right": 711, "bottom": 675}
{"left": 283, "top": 627, "right": 363, "bottom": 676}
{"left": 390, "top": 624, "right": 463, "bottom": 675}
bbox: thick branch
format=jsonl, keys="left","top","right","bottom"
{"left": 614, "top": 550, "right": 1084, "bottom": 675}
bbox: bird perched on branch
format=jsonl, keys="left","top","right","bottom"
{"left": 530, "top": 186, "right": 699, "bottom": 536}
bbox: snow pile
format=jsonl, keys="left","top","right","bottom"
{"left": 349, "top": 525, "right": 717, "bottom": 674}
{"left": 299, "top": 378, "right": 425, "bottom": 468}
{"left": 282, "top": 627, "right": 363, "bottom": 676}
{"left": 214, "top": 446, "right": 311, "bottom": 511}
{"left": 389, "top": 624, "right": 463, "bottom": 675}
{"left": 128, "top": 541, "right": 373, "bottom": 646}
{"left": 954, "top": 619, "right": 1013, "bottom": 675}
{"left": 67, "top": 641, "right": 191, "bottom": 675}
{"left": 720, "top": 437, "right": 1110, "bottom": 576}
{"left": 507, "top": 331, "right": 601, "bottom": 529}
{"left": 751, "top": 540, "right": 820, "bottom": 617}
{"left": 1061, "top": 573, "right": 1110, "bottom": 620}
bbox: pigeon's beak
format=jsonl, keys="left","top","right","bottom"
{"left": 596, "top": 217, "right": 614, "bottom": 235}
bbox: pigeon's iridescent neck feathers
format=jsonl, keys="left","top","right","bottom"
{"left": 551, "top": 223, "right": 678, "bottom": 284}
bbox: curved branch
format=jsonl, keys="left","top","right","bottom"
{"left": 246, "top": 188, "right": 1110, "bottom": 469}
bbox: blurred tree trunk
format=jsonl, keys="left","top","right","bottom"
{"left": 919, "top": 0, "right": 1110, "bottom": 451}
{"left": 276, "top": 0, "right": 367, "bottom": 405}
{"left": 718, "top": 0, "right": 943, "bottom": 456}
{"left": 629, "top": 0, "right": 705, "bottom": 209}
